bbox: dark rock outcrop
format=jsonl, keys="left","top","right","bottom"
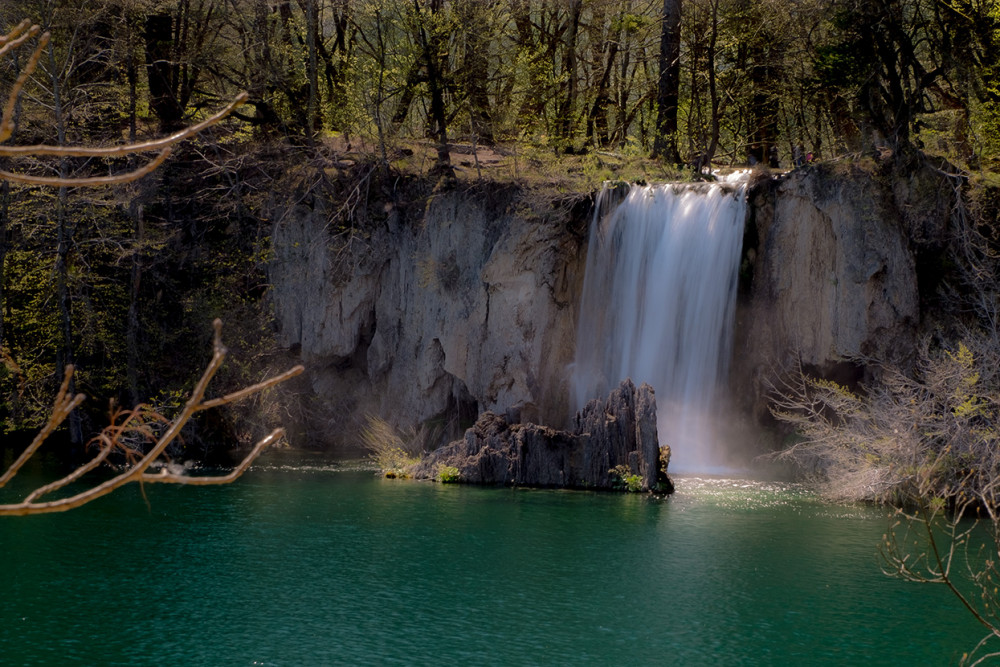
{"left": 412, "top": 380, "right": 673, "bottom": 493}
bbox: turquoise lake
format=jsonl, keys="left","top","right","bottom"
{"left": 0, "top": 456, "right": 988, "bottom": 665}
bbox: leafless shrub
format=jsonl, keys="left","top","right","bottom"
{"left": 360, "top": 414, "right": 432, "bottom": 478}
{"left": 770, "top": 329, "right": 1000, "bottom": 506}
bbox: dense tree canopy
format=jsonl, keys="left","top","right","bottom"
{"left": 2, "top": 0, "right": 996, "bottom": 165}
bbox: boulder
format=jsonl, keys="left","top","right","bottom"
{"left": 411, "top": 379, "right": 673, "bottom": 493}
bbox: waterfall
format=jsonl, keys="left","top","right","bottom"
{"left": 571, "top": 178, "right": 747, "bottom": 473}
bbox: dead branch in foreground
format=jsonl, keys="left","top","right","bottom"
{"left": 0, "top": 319, "right": 304, "bottom": 516}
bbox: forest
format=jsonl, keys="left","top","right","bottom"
{"left": 0, "top": 0, "right": 998, "bottom": 454}
{"left": 2, "top": 0, "right": 997, "bottom": 164}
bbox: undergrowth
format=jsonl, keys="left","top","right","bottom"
{"left": 360, "top": 414, "right": 422, "bottom": 478}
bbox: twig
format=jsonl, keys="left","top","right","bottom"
{"left": 140, "top": 428, "right": 283, "bottom": 485}
{"left": 0, "top": 148, "right": 171, "bottom": 186}
{"left": 0, "top": 93, "right": 248, "bottom": 158}
{"left": 0, "top": 364, "right": 85, "bottom": 488}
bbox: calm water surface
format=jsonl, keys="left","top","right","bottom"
{"left": 0, "top": 457, "right": 986, "bottom": 665}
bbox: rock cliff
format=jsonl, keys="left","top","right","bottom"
{"left": 269, "top": 158, "right": 950, "bottom": 452}
{"left": 269, "top": 182, "right": 588, "bottom": 449}
{"left": 735, "top": 157, "right": 953, "bottom": 418}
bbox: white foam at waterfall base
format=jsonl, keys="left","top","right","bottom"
{"left": 572, "top": 181, "right": 747, "bottom": 473}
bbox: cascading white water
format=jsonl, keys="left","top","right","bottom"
{"left": 571, "top": 178, "right": 747, "bottom": 473}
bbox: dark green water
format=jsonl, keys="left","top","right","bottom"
{"left": 0, "top": 459, "right": 987, "bottom": 665}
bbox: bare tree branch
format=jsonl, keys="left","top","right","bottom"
{"left": 0, "top": 148, "right": 172, "bottom": 186}
{"left": 0, "top": 363, "right": 85, "bottom": 487}
{"left": 0, "top": 319, "right": 304, "bottom": 516}
{"left": 0, "top": 94, "right": 249, "bottom": 158}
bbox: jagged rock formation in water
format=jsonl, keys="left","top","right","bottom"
{"left": 268, "top": 183, "right": 589, "bottom": 448}
{"left": 411, "top": 379, "right": 672, "bottom": 492}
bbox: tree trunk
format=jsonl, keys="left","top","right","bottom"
{"left": 126, "top": 200, "right": 143, "bottom": 406}
{"left": 145, "top": 13, "right": 184, "bottom": 132}
{"left": 0, "top": 180, "right": 7, "bottom": 357}
{"left": 391, "top": 59, "right": 423, "bottom": 128}
{"left": 556, "top": 0, "right": 582, "bottom": 148}
{"left": 703, "top": 0, "right": 721, "bottom": 170}
{"left": 746, "top": 42, "right": 778, "bottom": 164}
{"left": 125, "top": 42, "right": 142, "bottom": 404}
{"left": 416, "top": 0, "right": 453, "bottom": 179}
{"left": 512, "top": 0, "right": 548, "bottom": 123}
{"left": 585, "top": 13, "right": 619, "bottom": 148}
{"left": 457, "top": 0, "right": 495, "bottom": 144}
{"left": 653, "top": 0, "right": 682, "bottom": 164}
{"left": 614, "top": 29, "right": 635, "bottom": 145}
{"left": 49, "top": 44, "right": 82, "bottom": 446}
{"left": 0, "top": 47, "right": 20, "bottom": 359}
{"left": 305, "top": 0, "right": 319, "bottom": 142}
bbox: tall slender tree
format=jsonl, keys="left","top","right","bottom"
{"left": 653, "top": 0, "right": 681, "bottom": 163}
{"left": 413, "top": 0, "right": 453, "bottom": 179}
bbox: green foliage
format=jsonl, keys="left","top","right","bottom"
{"left": 812, "top": 40, "right": 863, "bottom": 91}
{"left": 613, "top": 12, "right": 652, "bottom": 35}
{"left": 609, "top": 464, "right": 643, "bottom": 493}
{"left": 949, "top": 343, "right": 985, "bottom": 419}
{"left": 5, "top": 0, "right": 1000, "bottom": 168}
{"left": 437, "top": 465, "right": 461, "bottom": 484}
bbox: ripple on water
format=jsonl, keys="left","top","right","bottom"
{"left": 250, "top": 457, "right": 377, "bottom": 474}
{"left": 673, "top": 474, "right": 815, "bottom": 509}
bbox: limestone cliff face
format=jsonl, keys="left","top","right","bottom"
{"left": 735, "top": 160, "right": 951, "bottom": 417}
{"left": 270, "top": 160, "right": 948, "bottom": 449}
{"left": 269, "top": 183, "right": 588, "bottom": 448}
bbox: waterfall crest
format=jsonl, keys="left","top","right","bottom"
{"left": 571, "top": 180, "right": 747, "bottom": 472}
